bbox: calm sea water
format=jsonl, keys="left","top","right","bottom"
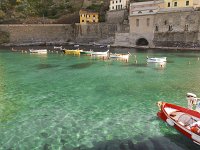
{"left": 0, "top": 46, "right": 200, "bottom": 150}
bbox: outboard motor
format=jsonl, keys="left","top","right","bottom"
{"left": 186, "top": 93, "right": 197, "bottom": 110}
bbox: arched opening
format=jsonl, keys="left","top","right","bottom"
{"left": 136, "top": 38, "right": 149, "bottom": 46}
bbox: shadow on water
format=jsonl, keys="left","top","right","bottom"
{"left": 135, "top": 70, "right": 145, "bottom": 74}
{"left": 123, "top": 63, "right": 148, "bottom": 67}
{"left": 69, "top": 134, "right": 199, "bottom": 150}
{"left": 36, "top": 64, "right": 59, "bottom": 69}
{"left": 175, "top": 54, "right": 200, "bottom": 58}
{"left": 69, "top": 62, "right": 94, "bottom": 69}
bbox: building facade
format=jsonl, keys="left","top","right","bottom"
{"left": 164, "top": 0, "right": 200, "bottom": 8}
{"left": 128, "top": 0, "right": 164, "bottom": 46}
{"left": 79, "top": 9, "right": 99, "bottom": 24}
{"left": 109, "top": 0, "right": 130, "bottom": 11}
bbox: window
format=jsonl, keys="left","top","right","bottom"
{"left": 136, "top": 19, "right": 139, "bottom": 27}
{"left": 185, "top": 24, "right": 189, "bottom": 31}
{"left": 164, "top": 20, "right": 167, "bottom": 25}
{"left": 113, "top": 1, "right": 114, "bottom": 4}
{"left": 174, "top": 2, "right": 177, "bottom": 7}
{"left": 138, "top": 11, "right": 142, "bottom": 14}
{"left": 186, "top": 1, "right": 189, "bottom": 6}
{"left": 169, "top": 25, "right": 173, "bottom": 31}
{"left": 149, "top": 10, "right": 153, "bottom": 13}
{"left": 112, "top": 6, "right": 114, "bottom": 9}
{"left": 155, "top": 26, "right": 159, "bottom": 31}
{"left": 118, "top": 5, "right": 121, "bottom": 9}
{"left": 147, "top": 18, "right": 150, "bottom": 26}
{"left": 116, "top": 0, "right": 117, "bottom": 3}
{"left": 82, "top": 20, "right": 84, "bottom": 22}
{"left": 168, "top": 2, "right": 170, "bottom": 7}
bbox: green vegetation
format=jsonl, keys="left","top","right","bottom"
{"left": 0, "top": 0, "right": 110, "bottom": 24}
{"left": 0, "top": 30, "right": 9, "bottom": 43}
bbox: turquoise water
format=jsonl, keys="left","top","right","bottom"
{"left": 0, "top": 47, "right": 200, "bottom": 150}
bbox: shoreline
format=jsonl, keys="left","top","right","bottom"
{"left": 1, "top": 42, "right": 200, "bottom": 51}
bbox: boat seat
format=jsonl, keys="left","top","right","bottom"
{"left": 165, "top": 108, "right": 177, "bottom": 114}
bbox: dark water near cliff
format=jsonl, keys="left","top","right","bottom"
{"left": 0, "top": 45, "right": 200, "bottom": 150}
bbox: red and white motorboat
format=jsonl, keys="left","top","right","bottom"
{"left": 157, "top": 101, "right": 200, "bottom": 145}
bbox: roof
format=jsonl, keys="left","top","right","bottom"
{"left": 79, "top": 9, "right": 99, "bottom": 14}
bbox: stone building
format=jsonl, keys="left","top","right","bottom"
{"left": 109, "top": 0, "right": 130, "bottom": 10}
{"left": 164, "top": 0, "right": 200, "bottom": 9}
{"left": 128, "top": 0, "right": 164, "bottom": 47}
{"left": 114, "top": 0, "right": 200, "bottom": 48}
{"left": 154, "top": 7, "right": 200, "bottom": 47}
{"left": 106, "top": 0, "right": 130, "bottom": 24}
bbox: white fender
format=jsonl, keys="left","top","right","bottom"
{"left": 191, "top": 134, "right": 200, "bottom": 143}
{"left": 166, "top": 118, "right": 174, "bottom": 126}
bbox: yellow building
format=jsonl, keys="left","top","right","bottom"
{"left": 79, "top": 9, "right": 99, "bottom": 24}
{"left": 164, "top": 0, "right": 200, "bottom": 8}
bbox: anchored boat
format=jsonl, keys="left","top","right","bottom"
{"left": 147, "top": 57, "right": 167, "bottom": 63}
{"left": 157, "top": 100, "right": 200, "bottom": 145}
{"left": 29, "top": 49, "right": 47, "bottom": 54}
{"left": 63, "top": 49, "right": 83, "bottom": 55}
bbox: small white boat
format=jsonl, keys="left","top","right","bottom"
{"left": 147, "top": 57, "right": 167, "bottom": 63}
{"left": 110, "top": 53, "right": 130, "bottom": 59}
{"left": 53, "top": 46, "right": 62, "bottom": 50}
{"left": 91, "top": 50, "right": 109, "bottom": 56}
{"left": 74, "top": 44, "right": 79, "bottom": 47}
{"left": 29, "top": 49, "right": 47, "bottom": 54}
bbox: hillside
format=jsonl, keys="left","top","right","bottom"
{"left": 0, "top": 0, "right": 110, "bottom": 24}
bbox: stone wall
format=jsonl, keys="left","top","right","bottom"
{"left": 0, "top": 24, "right": 74, "bottom": 45}
{"left": 75, "top": 23, "right": 120, "bottom": 44}
{"left": 153, "top": 10, "right": 200, "bottom": 47}
{"left": 106, "top": 10, "right": 128, "bottom": 24}
{"left": 0, "top": 23, "right": 124, "bottom": 46}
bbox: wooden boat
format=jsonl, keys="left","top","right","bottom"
{"left": 91, "top": 50, "right": 109, "bottom": 56}
{"left": 80, "top": 50, "right": 93, "bottom": 55}
{"left": 53, "top": 46, "right": 62, "bottom": 50}
{"left": 63, "top": 49, "right": 83, "bottom": 55}
{"left": 157, "top": 101, "right": 200, "bottom": 145}
{"left": 109, "top": 53, "right": 130, "bottom": 59}
{"left": 29, "top": 49, "right": 47, "bottom": 54}
{"left": 147, "top": 57, "right": 167, "bottom": 63}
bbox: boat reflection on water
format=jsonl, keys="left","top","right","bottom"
{"left": 147, "top": 62, "right": 166, "bottom": 70}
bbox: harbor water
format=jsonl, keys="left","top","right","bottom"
{"left": 0, "top": 46, "right": 200, "bottom": 150}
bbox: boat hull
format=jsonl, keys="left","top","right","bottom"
{"left": 147, "top": 57, "right": 167, "bottom": 63}
{"left": 80, "top": 51, "right": 93, "bottom": 55}
{"left": 110, "top": 54, "right": 129, "bottom": 59}
{"left": 63, "top": 49, "right": 82, "bottom": 55}
{"left": 29, "top": 49, "right": 47, "bottom": 54}
{"left": 157, "top": 102, "right": 200, "bottom": 145}
{"left": 91, "top": 50, "right": 109, "bottom": 55}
